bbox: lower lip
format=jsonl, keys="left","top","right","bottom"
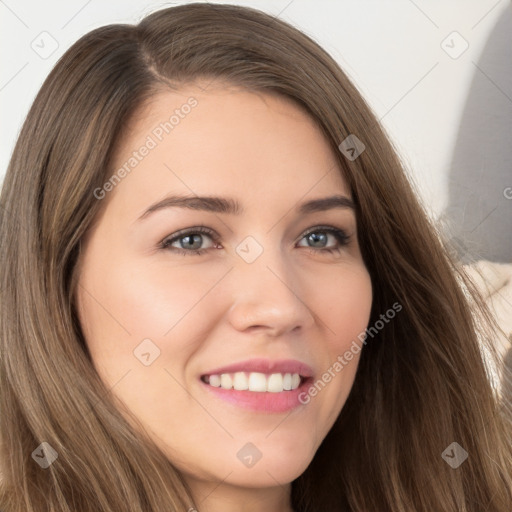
{"left": 199, "top": 377, "right": 313, "bottom": 413}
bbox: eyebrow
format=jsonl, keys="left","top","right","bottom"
{"left": 136, "top": 194, "right": 355, "bottom": 221}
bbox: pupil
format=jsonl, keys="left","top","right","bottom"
{"left": 182, "top": 234, "right": 201, "bottom": 249}
{"left": 309, "top": 232, "right": 326, "bottom": 247}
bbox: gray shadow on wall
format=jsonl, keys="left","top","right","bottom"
{"left": 442, "top": 6, "right": 512, "bottom": 264}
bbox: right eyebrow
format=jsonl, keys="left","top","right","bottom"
{"left": 136, "top": 195, "right": 242, "bottom": 221}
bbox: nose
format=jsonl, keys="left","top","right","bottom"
{"left": 226, "top": 247, "right": 315, "bottom": 336}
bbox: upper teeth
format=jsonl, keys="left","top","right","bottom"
{"left": 204, "top": 372, "right": 302, "bottom": 392}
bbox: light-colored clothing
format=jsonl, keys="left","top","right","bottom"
{"left": 464, "top": 260, "right": 512, "bottom": 401}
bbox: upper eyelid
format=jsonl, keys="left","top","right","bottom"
{"left": 162, "top": 226, "right": 216, "bottom": 242}
{"left": 162, "top": 225, "right": 350, "bottom": 246}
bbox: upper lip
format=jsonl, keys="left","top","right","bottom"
{"left": 201, "top": 358, "right": 314, "bottom": 378}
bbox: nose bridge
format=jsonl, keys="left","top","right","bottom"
{"left": 227, "top": 236, "right": 314, "bottom": 333}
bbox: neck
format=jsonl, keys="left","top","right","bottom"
{"left": 185, "top": 476, "right": 294, "bottom": 512}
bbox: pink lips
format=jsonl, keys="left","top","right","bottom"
{"left": 200, "top": 358, "right": 314, "bottom": 378}
{"left": 199, "top": 358, "right": 315, "bottom": 413}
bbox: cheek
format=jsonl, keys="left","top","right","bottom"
{"left": 315, "top": 263, "right": 373, "bottom": 346}
{"left": 75, "top": 253, "right": 231, "bottom": 394}
{"left": 78, "top": 256, "right": 224, "bottom": 347}
{"left": 75, "top": 256, "right": 217, "bottom": 432}
{"left": 304, "top": 264, "right": 372, "bottom": 425}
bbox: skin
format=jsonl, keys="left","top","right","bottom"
{"left": 75, "top": 83, "right": 373, "bottom": 512}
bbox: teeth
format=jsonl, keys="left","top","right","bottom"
{"left": 209, "top": 374, "right": 221, "bottom": 387}
{"left": 232, "top": 372, "right": 249, "bottom": 390}
{"left": 220, "top": 374, "right": 233, "bottom": 390}
{"left": 203, "top": 372, "right": 304, "bottom": 392}
{"left": 267, "top": 373, "right": 283, "bottom": 393}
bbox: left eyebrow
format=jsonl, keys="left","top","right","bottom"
{"left": 135, "top": 193, "right": 355, "bottom": 222}
{"left": 297, "top": 195, "right": 355, "bottom": 214}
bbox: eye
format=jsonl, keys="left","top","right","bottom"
{"left": 160, "top": 225, "right": 351, "bottom": 256}
{"left": 297, "top": 226, "right": 350, "bottom": 254}
{"left": 161, "top": 226, "right": 219, "bottom": 256}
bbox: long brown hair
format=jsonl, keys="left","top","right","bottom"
{"left": 1, "top": 3, "right": 510, "bottom": 511}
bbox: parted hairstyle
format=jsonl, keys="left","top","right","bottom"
{"left": 0, "top": 3, "right": 511, "bottom": 511}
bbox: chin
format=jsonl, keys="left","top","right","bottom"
{"left": 224, "top": 464, "right": 307, "bottom": 489}
{"left": 225, "top": 448, "right": 313, "bottom": 487}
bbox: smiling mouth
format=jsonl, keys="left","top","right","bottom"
{"left": 200, "top": 371, "right": 309, "bottom": 392}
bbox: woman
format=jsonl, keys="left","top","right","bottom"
{"left": 0, "top": 3, "right": 510, "bottom": 511}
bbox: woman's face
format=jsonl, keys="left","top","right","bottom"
{"left": 76, "top": 84, "right": 372, "bottom": 497}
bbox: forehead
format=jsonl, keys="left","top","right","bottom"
{"left": 106, "top": 84, "right": 350, "bottom": 215}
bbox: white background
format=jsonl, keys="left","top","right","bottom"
{"left": 1, "top": 0, "right": 511, "bottom": 262}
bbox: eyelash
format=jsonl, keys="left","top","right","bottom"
{"left": 160, "top": 225, "right": 351, "bottom": 256}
